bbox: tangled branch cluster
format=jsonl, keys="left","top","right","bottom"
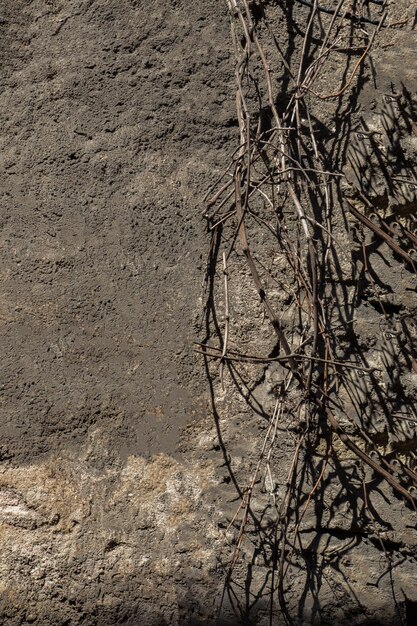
{"left": 199, "top": 0, "right": 417, "bottom": 620}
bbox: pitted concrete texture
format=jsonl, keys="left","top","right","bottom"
{"left": 0, "top": 0, "right": 234, "bottom": 463}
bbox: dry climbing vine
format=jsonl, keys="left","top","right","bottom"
{"left": 198, "top": 0, "right": 417, "bottom": 621}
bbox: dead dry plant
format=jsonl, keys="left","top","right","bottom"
{"left": 198, "top": 0, "right": 417, "bottom": 622}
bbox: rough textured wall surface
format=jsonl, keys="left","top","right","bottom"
{"left": 0, "top": 0, "right": 235, "bottom": 623}
{"left": 0, "top": 0, "right": 417, "bottom": 625}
